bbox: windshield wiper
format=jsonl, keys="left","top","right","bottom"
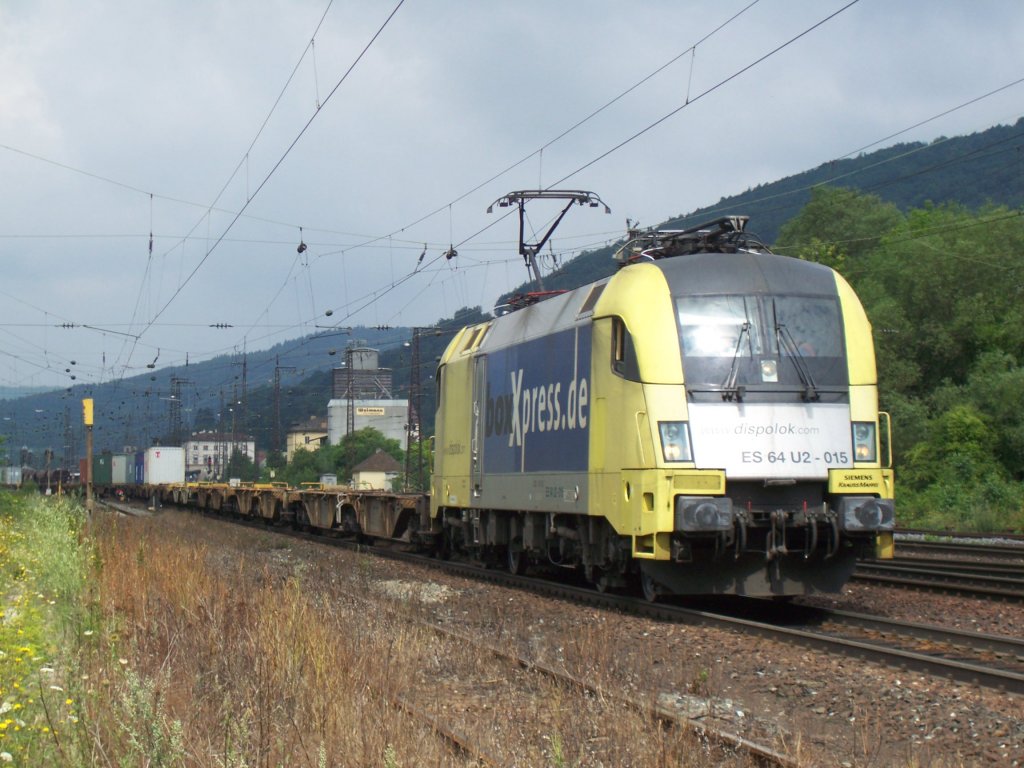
{"left": 776, "top": 323, "right": 819, "bottom": 402}
{"left": 721, "top": 322, "right": 750, "bottom": 402}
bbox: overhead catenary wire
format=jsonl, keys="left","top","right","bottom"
{"left": 549, "top": 0, "right": 862, "bottom": 188}
{"left": 0, "top": 0, "right": 839, "bottom": 381}
{"left": 0, "top": 3, "right": 377, "bottom": 388}
{"left": 326, "top": 0, "right": 762, "bottom": 259}
{"left": 3, "top": 3, "right": 1021, "bottom": 391}
{"left": 143, "top": 0, "right": 406, "bottom": 331}
{"left": 357, "top": 1, "right": 864, "bottom": 313}
{"left": 112, "top": 0, "right": 406, "bottom": 384}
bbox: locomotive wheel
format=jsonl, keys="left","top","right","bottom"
{"left": 436, "top": 528, "right": 453, "bottom": 560}
{"left": 507, "top": 544, "right": 527, "bottom": 576}
{"left": 640, "top": 570, "right": 659, "bottom": 603}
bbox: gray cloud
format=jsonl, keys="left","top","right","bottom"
{"left": 1, "top": 0, "right": 1022, "bottom": 388}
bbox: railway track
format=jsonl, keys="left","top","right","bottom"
{"left": 853, "top": 559, "right": 1024, "bottom": 601}
{"left": 360, "top": 588, "right": 796, "bottom": 768}
{"left": 854, "top": 540, "right": 1024, "bottom": 600}
{"left": 805, "top": 607, "right": 1024, "bottom": 680}
{"left": 897, "top": 528, "right": 1024, "bottom": 544}
{"left": 893, "top": 538, "right": 1024, "bottom": 561}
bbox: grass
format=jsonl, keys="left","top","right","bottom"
{"left": 73, "top": 508, "right": 766, "bottom": 767}
{"left": 3, "top": 490, "right": 987, "bottom": 766}
{"left": 28, "top": 491, "right": 977, "bottom": 766}
{"left": 0, "top": 489, "right": 88, "bottom": 765}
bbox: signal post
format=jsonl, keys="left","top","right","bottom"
{"left": 83, "top": 398, "right": 94, "bottom": 513}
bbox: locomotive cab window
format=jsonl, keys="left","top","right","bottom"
{"left": 677, "top": 293, "right": 848, "bottom": 393}
{"left": 611, "top": 317, "right": 640, "bottom": 381}
{"left": 679, "top": 296, "right": 761, "bottom": 359}
{"left": 772, "top": 296, "right": 842, "bottom": 358}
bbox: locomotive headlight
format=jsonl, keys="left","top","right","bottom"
{"left": 659, "top": 421, "right": 693, "bottom": 462}
{"left": 675, "top": 496, "right": 733, "bottom": 532}
{"left": 760, "top": 359, "right": 778, "bottom": 382}
{"left": 838, "top": 496, "right": 894, "bottom": 531}
{"left": 852, "top": 422, "right": 877, "bottom": 462}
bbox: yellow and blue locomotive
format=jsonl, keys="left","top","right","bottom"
{"left": 431, "top": 216, "right": 894, "bottom": 598}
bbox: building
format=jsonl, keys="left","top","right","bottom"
{"left": 327, "top": 346, "right": 410, "bottom": 449}
{"left": 327, "top": 399, "right": 410, "bottom": 449}
{"left": 350, "top": 449, "right": 403, "bottom": 490}
{"left": 333, "top": 348, "right": 393, "bottom": 399}
{"left": 183, "top": 431, "right": 255, "bottom": 480}
{"left": 286, "top": 416, "right": 328, "bottom": 462}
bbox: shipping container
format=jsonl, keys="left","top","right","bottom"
{"left": 144, "top": 446, "right": 185, "bottom": 485}
{"left": 111, "top": 453, "right": 132, "bottom": 485}
{"left": 1, "top": 466, "right": 22, "bottom": 486}
{"left": 134, "top": 451, "right": 145, "bottom": 484}
{"left": 93, "top": 452, "right": 113, "bottom": 486}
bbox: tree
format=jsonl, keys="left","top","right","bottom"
{"left": 954, "top": 352, "right": 1024, "bottom": 481}
{"left": 773, "top": 186, "right": 903, "bottom": 269}
{"left": 225, "top": 449, "right": 258, "bottom": 482}
{"left": 863, "top": 203, "right": 1024, "bottom": 395}
{"left": 278, "top": 447, "right": 322, "bottom": 486}
{"left": 898, "top": 405, "right": 1022, "bottom": 531}
{"left": 334, "top": 428, "right": 403, "bottom": 480}
{"left": 269, "top": 428, "right": 403, "bottom": 486}
{"left": 402, "top": 438, "right": 432, "bottom": 492}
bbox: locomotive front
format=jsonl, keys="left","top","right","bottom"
{"left": 609, "top": 219, "right": 894, "bottom": 597}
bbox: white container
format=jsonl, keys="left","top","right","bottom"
{"left": 112, "top": 454, "right": 132, "bottom": 485}
{"left": 144, "top": 446, "right": 185, "bottom": 485}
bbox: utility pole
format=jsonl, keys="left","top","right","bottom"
{"left": 229, "top": 382, "right": 239, "bottom": 473}
{"left": 62, "top": 406, "right": 72, "bottom": 473}
{"left": 232, "top": 350, "right": 248, "bottom": 437}
{"left": 345, "top": 347, "right": 355, "bottom": 437}
{"left": 169, "top": 376, "right": 190, "bottom": 446}
{"left": 218, "top": 388, "right": 225, "bottom": 479}
{"left": 274, "top": 356, "right": 296, "bottom": 455}
{"left": 404, "top": 327, "right": 439, "bottom": 491}
{"left": 241, "top": 351, "right": 248, "bottom": 436}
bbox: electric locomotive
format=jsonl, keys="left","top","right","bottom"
{"left": 431, "top": 216, "right": 894, "bottom": 598}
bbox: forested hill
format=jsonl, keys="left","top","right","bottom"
{"left": 504, "top": 118, "right": 1024, "bottom": 299}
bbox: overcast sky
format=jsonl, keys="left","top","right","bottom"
{"left": 1, "top": 0, "right": 1022, "bottom": 391}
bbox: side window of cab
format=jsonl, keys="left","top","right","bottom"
{"left": 612, "top": 317, "right": 641, "bottom": 381}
